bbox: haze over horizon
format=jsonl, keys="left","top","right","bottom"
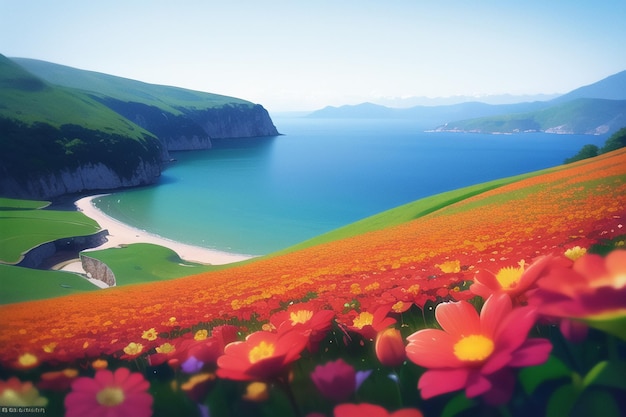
{"left": 2, "top": 1, "right": 626, "bottom": 112}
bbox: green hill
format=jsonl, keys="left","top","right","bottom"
{"left": 437, "top": 98, "right": 626, "bottom": 135}
{"left": 11, "top": 57, "right": 253, "bottom": 115}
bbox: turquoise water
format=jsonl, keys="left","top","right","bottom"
{"left": 94, "top": 118, "right": 607, "bottom": 256}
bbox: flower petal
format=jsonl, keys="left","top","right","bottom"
{"left": 436, "top": 301, "right": 481, "bottom": 337}
{"left": 418, "top": 368, "right": 470, "bottom": 399}
{"left": 465, "top": 370, "right": 492, "bottom": 398}
{"left": 406, "top": 329, "right": 460, "bottom": 368}
{"left": 507, "top": 338, "right": 552, "bottom": 368}
{"left": 480, "top": 293, "right": 512, "bottom": 338}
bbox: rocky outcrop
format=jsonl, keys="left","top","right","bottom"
{"left": 16, "top": 230, "right": 109, "bottom": 269}
{"left": 0, "top": 160, "right": 161, "bottom": 200}
{"left": 81, "top": 254, "right": 116, "bottom": 286}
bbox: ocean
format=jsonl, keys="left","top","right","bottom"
{"left": 93, "top": 117, "right": 608, "bottom": 256}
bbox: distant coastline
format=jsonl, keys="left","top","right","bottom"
{"left": 74, "top": 195, "right": 255, "bottom": 265}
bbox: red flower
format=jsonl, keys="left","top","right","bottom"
{"left": 345, "top": 307, "right": 396, "bottom": 340}
{"left": 375, "top": 328, "right": 406, "bottom": 367}
{"left": 531, "top": 250, "right": 626, "bottom": 340}
{"left": 310, "top": 359, "right": 356, "bottom": 402}
{"left": 37, "top": 369, "right": 79, "bottom": 392}
{"left": 334, "top": 403, "right": 423, "bottom": 417}
{"left": 470, "top": 256, "right": 555, "bottom": 303}
{"left": 271, "top": 304, "right": 335, "bottom": 352}
{"left": 165, "top": 325, "right": 239, "bottom": 370}
{"left": 405, "top": 293, "right": 551, "bottom": 404}
{"left": 65, "top": 367, "right": 152, "bottom": 417}
{"left": 216, "top": 330, "right": 307, "bottom": 381}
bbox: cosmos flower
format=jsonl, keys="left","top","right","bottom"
{"left": 271, "top": 304, "right": 335, "bottom": 352}
{"left": 531, "top": 250, "right": 626, "bottom": 340}
{"left": 216, "top": 330, "right": 307, "bottom": 381}
{"left": 405, "top": 293, "right": 551, "bottom": 404}
{"left": 470, "top": 256, "right": 556, "bottom": 303}
{"left": 64, "top": 367, "right": 152, "bottom": 417}
{"left": 345, "top": 307, "right": 396, "bottom": 340}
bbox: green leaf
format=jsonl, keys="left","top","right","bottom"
{"left": 546, "top": 384, "right": 579, "bottom": 417}
{"left": 572, "top": 389, "right": 622, "bottom": 417}
{"left": 441, "top": 393, "right": 477, "bottom": 417}
{"left": 583, "top": 360, "right": 626, "bottom": 391}
{"left": 519, "top": 355, "right": 571, "bottom": 395}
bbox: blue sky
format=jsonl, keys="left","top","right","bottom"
{"left": 2, "top": 1, "right": 625, "bottom": 112}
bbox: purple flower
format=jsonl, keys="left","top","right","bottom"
{"left": 310, "top": 359, "right": 356, "bottom": 402}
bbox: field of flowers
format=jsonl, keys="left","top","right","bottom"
{"left": 1, "top": 148, "right": 625, "bottom": 416}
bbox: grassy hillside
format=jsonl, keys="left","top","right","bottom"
{"left": 12, "top": 57, "right": 254, "bottom": 114}
{"left": 0, "top": 203, "right": 101, "bottom": 264}
{"left": 0, "top": 264, "right": 98, "bottom": 304}
{"left": 0, "top": 55, "right": 153, "bottom": 138}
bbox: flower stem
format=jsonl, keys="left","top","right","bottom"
{"left": 276, "top": 378, "right": 302, "bottom": 417}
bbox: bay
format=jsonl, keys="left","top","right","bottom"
{"left": 94, "top": 118, "right": 608, "bottom": 256}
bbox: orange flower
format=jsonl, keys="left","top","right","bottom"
{"left": 216, "top": 330, "right": 307, "bottom": 381}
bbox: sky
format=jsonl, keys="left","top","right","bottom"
{"left": 1, "top": 1, "right": 626, "bottom": 112}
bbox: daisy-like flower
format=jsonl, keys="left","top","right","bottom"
{"left": 65, "top": 368, "right": 152, "bottom": 417}
{"left": 531, "top": 249, "right": 626, "bottom": 340}
{"left": 470, "top": 256, "right": 556, "bottom": 303}
{"left": 216, "top": 330, "right": 307, "bottom": 381}
{"left": 345, "top": 307, "right": 396, "bottom": 340}
{"left": 271, "top": 303, "right": 335, "bottom": 352}
{"left": 405, "top": 293, "right": 551, "bottom": 405}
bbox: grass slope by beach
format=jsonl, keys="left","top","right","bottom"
{"left": 0, "top": 264, "right": 98, "bottom": 304}
{"left": 0, "top": 204, "right": 100, "bottom": 264}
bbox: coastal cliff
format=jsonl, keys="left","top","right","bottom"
{"left": 100, "top": 99, "right": 279, "bottom": 154}
{"left": 0, "top": 56, "right": 280, "bottom": 200}
{"left": 0, "top": 160, "right": 161, "bottom": 200}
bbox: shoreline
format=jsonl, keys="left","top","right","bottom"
{"left": 74, "top": 194, "right": 256, "bottom": 265}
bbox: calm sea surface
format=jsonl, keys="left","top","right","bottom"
{"left": 94, "top": 118, "right": 607, "bottom": 256}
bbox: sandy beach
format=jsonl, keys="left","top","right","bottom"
{"left": 73, "top": 194, "right": 256, "bottom": 265}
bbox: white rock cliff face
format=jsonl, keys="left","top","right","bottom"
{"left": 1, "top": 160, "right": 160, "bottom": 200}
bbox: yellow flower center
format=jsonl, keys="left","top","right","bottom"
{"left": 248, "top": 341, "right": 276, "bottom": 364}
{"left": 18, "top": 353, "right": 38, "bottom": 367}
{"left": 453, "top": 335, "right": 494, "bottom": 361}
{"left": 392, "top": 301, "right": 405, "bottom": 313}
{"left": 495, "top": 262, "right": 525, "bottom": 289}
{"left": 290, "top": 310, "right": 313, "bottom": 325}
{"left": 96, "top": 387, "right": 125, "bottom": 407}
{"left": 352, "top": 312, "right": 374, "bottom": 329}
{"left": 194, "top": 329, "right": 208, "bottom": 341}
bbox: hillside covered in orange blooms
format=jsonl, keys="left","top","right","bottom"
{"left": 1, "top": 148, "right": 625, "bottom": 368}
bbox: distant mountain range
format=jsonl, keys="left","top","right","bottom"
{"left": 308, "top": 70, "right": 626, "bottom": 135}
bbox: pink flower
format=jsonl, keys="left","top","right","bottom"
{"left": 334, "top": 403, "right": 423, "bottom": 417}
{"left": 65, "top": 367, "right": 152, "bottom": 417}
{"left": 405, "top": 293, "right": 551, "bottom": 404}
{"left": 310, "top": 359, "right": 356, "bottom": 402}
{"left": 531, "top": 250, "right": 626, "bottom": 340}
